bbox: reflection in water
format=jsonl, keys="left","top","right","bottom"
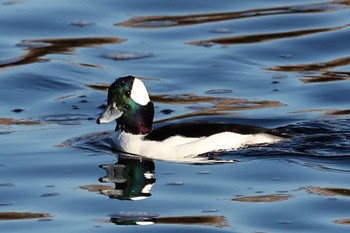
{"left": 79, "top": 184, "right": 113, "bottom": 192}
{"left": 327, "top": 109, "right": 350, "bottom": 115}
{"left": 84, "top": 83, "right": 110, "bottom": 91}
{"left": 289, "top": 108, "right": 350, "bottom": 117}
{"left": 0, "top": 37, "right": 126, "bottom": 69}
{"left": 117, "top": 0, "right": 349, "bottom": 28}
{"left": 84, "top": 156, "right": 228, "bottom": 227}
{"left": 153, "top": 94, "right": 283, "bottom": 122}
{"left": 188, "top": 24, "right": 349, "bottom": 46}
{"left": 109, "top": 212, "right": 228, "bottom": 227}
{"left": 70, "top": 20, "right": 95, "bottom": 27}
{"left": 232, "top": 194, "right": 292, "bottom": 202}
{"left": 303, "top": 186, "right": 350, "bottom": 196}
{"left": 115, "top": 0, "right": 350, "bottom": 87}
{"left": 0, "top": 212, "right": 51, "bottom": 221}
{"left": 99, "top": 52, "right": 154, "bottom": 61}
{"left": 99, "top": 156, "right": 156, "bottom": 201}
{"left": 79, "top": 156, "right": 156, "bottom": 200}
{"left": 266, "top": 56, "right": 350, "bottom": 83}
{"left": 268, "top": 56, "right": 350, "bottom": 72}
{"left": 334, "top": 218, "right": 350, "bottom": 224}
{"left": 0, "top": 118, "right": 41, "bottom": 126}
{"left": 40, "top": 114, "right": 94, "bottom": 125}
{"left": 0, "top": 114, "right": 98, "bottom": 131}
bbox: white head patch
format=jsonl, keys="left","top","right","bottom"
{"left": 130, "top": 78, "right": 150, "bottom": 106}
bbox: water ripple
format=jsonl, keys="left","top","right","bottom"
{"left": 117, "top": 0, "right": 349, "bottom": 28}
{"left": 99, "top": 51, "right": 154, "bottom": 61}
{"left": 0, "top": 37, "right": 126, "bottom": 69}
{"left": 266, "top": 56, "right": 350, "bottom": 83}
{"left": 188, "top": 24, "right": 349, "bottom": 46}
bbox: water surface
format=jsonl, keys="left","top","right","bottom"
{"left": 1, "top": 0, "right": 350, "bottom": 232}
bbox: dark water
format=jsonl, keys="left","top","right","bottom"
{"left": 1, "top": 0, "right": 350, "bottom": 232}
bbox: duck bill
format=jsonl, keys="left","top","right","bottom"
{"left": 96, "top": 104, "right": 123, "bottom": 124}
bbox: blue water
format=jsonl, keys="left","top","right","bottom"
{"left": 1, "top": 0, "right": 350, "bottom": 232}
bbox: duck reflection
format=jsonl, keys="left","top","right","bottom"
{"left": 99, "top": 155, "right": 156, "bottom": 201}
{"left": 109, "top": 213, "right": 228, "bottom": 227}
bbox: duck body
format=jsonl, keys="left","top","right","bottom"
{"left": 97, "top": 76, "right": 286, "bottom": 162}
{"left": 112, "top": 122, "right": 282, "bottom": 161}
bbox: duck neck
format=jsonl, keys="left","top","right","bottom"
{"left": 116, "top": 102, "right": 154, "bottom": 135}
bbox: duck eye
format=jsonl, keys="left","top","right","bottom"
{"left": 126, "top": 91, "right": 130, "bottom": 97}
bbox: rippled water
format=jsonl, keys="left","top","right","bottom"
{"left": 1, "top": 0, "right": 350, "bottom": 232}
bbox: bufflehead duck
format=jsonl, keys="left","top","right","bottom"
{"left": 97, "top": 76, "right": 285, "bottom": 162}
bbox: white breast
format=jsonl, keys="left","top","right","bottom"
{"left": 112, "top": 130, "right": 283, "bottom": 163}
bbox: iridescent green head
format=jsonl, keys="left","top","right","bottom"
{"left": 97, "top": 76, "right": 154, "bottom": 134}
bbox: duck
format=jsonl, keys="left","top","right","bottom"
{"left": 96, "top": 75, "right": 286, "bottom": 162}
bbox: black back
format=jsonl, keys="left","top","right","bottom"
{"left": 144, "top": 122, "right": 288, "bottom": 141}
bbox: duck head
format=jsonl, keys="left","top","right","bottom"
{"left": 97, "top": 76, "right": 154, "bottom": 134}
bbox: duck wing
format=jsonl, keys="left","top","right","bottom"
{"left": 144, "top": 122, "right": 287, "bottom": 141}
